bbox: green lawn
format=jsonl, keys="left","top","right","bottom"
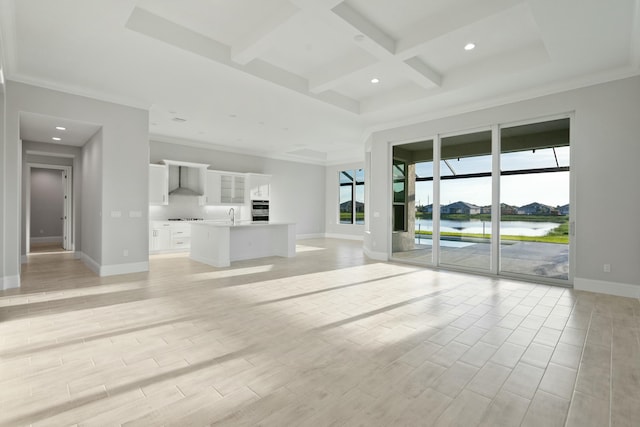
{"left": 340, "top": 212, "right": 365, "bottom": 221}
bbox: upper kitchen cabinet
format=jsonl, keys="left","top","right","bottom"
{"left": 221, "top": 173, "right": 245, "bottom": 204}
{"left": 203, "top": 171, "right": 246, "bottom": 205}
{"left": 247, "top": 173, "right": 271, "bottom": 200}
{"left": 149, "top": 164, "right": 169, "bottom": 205}
{"left": 203, "top": 170, "right": 221, "bottom": 205}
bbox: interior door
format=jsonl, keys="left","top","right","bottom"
{"left": 62, "top": 169, "right": 72, "bottom": 251}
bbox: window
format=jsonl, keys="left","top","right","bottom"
{"left": 339, "top": 169, "right": 365, "bottom": 224}
{"left": 392, "top": 160, "right": 406, "bottom": 231}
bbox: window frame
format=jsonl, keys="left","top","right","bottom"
{"left": 339, "top": 168, "right": 365, "bottom": 225}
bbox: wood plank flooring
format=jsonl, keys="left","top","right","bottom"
{"left": 1, "top": 238, "right": 639, "bottom": 426}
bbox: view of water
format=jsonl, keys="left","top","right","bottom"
{"left": 415, "top": 219, "right": 561, "bottom": 236}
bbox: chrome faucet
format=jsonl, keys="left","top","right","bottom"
{"left": 228, "top": 207, "right": 235, "bottom": 225}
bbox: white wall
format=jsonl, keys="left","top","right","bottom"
{"left": 0, "top": 89, "right": 8, "bottom": 289}
{"left": 30, "top": 168, "right": 63, "bottom": 241}
{"left": 81, "top": 130, "right": 102, "bottom": 268}
{"left": 3, "top": 81, "right": 149, "bottom": 282}
{"left": 366, "top": 75, "right": 640, "bottom": 297}
{"left": 150, "top": 141, "right": 326, "bottom": 237}
{"left": 325, "top": 162, "right": 365, "bottom": 239}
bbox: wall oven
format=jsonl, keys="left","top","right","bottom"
{"left": 251, "top": 200, "right": 269, "bottom": 222}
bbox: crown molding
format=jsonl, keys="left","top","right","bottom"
{"left": 363, "top": 65, "right": 640, "bottom": 139}
{"left": 7, "top": 74, "right": 150, "bottom": 111}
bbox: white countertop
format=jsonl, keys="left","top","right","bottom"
{"left": 192, "top": 221, "right": 294, "bottom": 228}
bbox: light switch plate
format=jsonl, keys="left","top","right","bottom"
{"left": 111, "top": 211, "right": 122, "bottom": 218}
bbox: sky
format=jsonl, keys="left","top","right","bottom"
{"left": 414, "top": 147, "right": 570, "bottom": 207}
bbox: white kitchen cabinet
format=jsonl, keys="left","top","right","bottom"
{"left": 150, "top": 222, "right": 172, "bottom": 251}
{"left": 202, "top": 170, "right": 222, "bottom": 205}
{"left": 150, "top": 221, "right": 192, "bottom": 252}
{"left": 246, "top": 173, "right": 271, "bottom": 200}
{"left": 221, "top": 173, "right": 245, "bottom": 204}
{"left": 170, "top": 223, "right": 191, "bottom": 250}
{"left": 149, "top": 164, "right": 169, "bottom": 205}
{"left": 204, "top": 171, "right": 245, "bottom": 205}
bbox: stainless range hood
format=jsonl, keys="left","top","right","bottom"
{"left": 163, "top": 160, "right": 209, "bottom": 197}
{"left": 169, "top": 166, "right": 201, "bottom": 196}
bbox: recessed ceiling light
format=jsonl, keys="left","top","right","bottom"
{"left": 371, "top": 78, "right": 380, "bottom": 84}
{"left": 228, "top": 114, "right": 237, "bottom": 118}
{"left": 55, "top": 126, "right": 66, "bottom": 131}
{"left": 52, "top": 137, "right": 61, "bottom": 141}
{"left": 464, "top": 43, "right": 476, "bottom": 51}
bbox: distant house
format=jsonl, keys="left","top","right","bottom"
{"left": 442, "top": 201, "right": 481, "bottom": 215}
{"left": 340, "top": 200, "right": 364, "bottom": 213}
{"left": 517, "top": 202, "right": 559, "bottom": 215}
{"left": 501, "top": 203, "right": 518, "bottom": 215}
{"left": 558, "top": 204, "right": 570, "bottom": 215}
{"left": 472, "top": 203, "right": 518, "bottom": 215}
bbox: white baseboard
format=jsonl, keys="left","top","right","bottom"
{"left": 296, "top": 233, "right": 325, "bottom": 240}
{"left": 363, "top": 246, "right": 388, "bottom": 261}
{"left": 79, "top": 252, "right": 101, "bottom": 275}
{"left": 574, "top": 277, "right": 640, "bottom": 299}
{"left": 30, "top": 236, "right": 63, "bottom": 244}
{"left": 1, "top": 275, "right": 20, "bottom": 291}
{"left": 324, "top": 233, "right": 364, "bottom": 241}
{"left": 100, "top": 262, "right": 149, "bottom": 277}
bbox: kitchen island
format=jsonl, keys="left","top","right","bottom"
{"left": 190, "top": 221, "right": 296, "bottom": 268}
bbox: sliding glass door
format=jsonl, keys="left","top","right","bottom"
{"left": 439, "top": 131, "right": 492, "bottom": 271}
{"left": 499, "top": 119, "right": 570, "bottom": 280}
{"left": 390, "top": 117, "right": 571, "bottom": 283}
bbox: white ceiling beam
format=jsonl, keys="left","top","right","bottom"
{"left": 288, "top": 0, "right": 345, "bottom": 12}
{"left": 308, "top": 53, "right": 376, "bottom": 94}
{"left": 403, "top": 57, "right": 442, "bottom": 88}
{"left": 396, "top": 0, "right": 525, "bottom": 60}
{"left": 231, "top": 2, "right": 299, "bottom": 65}
{"left": 126, "top": 7, "right": 360, "bottom": 114}
{"left": 312, "top": 2, "right": 442, "bottom": 89}
{"left": 330, "top": 2, "right": 395, "bottom": 56}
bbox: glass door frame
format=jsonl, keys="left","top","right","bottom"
{"left": 496, "top": 114, "right": 575, "bottom": 286}
{"left": 388, "top": 114, "right": 574, "bottom": 287}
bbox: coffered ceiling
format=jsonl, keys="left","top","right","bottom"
{"left": 1, "top": 0, "right": 639, "bottom": 164}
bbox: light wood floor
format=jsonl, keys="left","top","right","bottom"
{"left": 1, "top": 238, "right": 638, "bottom": 426}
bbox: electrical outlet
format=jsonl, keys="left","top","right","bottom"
{"left": 603, "top": 264, "right": 611, "bottom": 273}
{"left": 123, "top": 249, "right": 129, "bottom": 257}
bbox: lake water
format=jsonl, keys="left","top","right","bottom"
{"left": 415, "top": 219, "right": 561, "bottom": 237}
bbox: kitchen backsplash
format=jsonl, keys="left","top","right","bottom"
{"left": 149, "top": 194, "right": 246, "bottom": 221}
